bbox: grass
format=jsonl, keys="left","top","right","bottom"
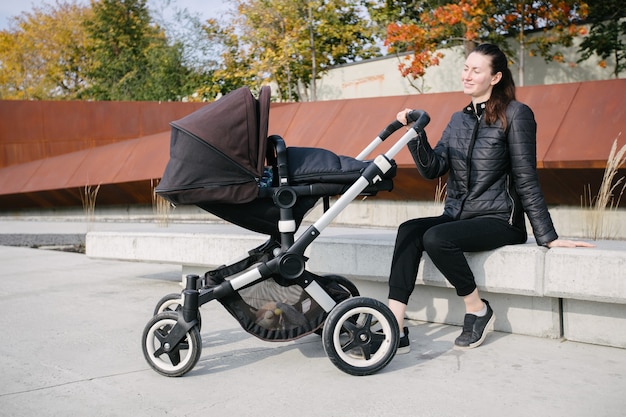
{"left": 582, "top": 135, "right": 626, "bottom": 240}
{"left": 434, "top": 177, "right": 447, "bottom": 206}
{"left": 80, "top": 184, "right": 100, "bottom": 229}
{"left": 151, "top": 179, "right": 172, "bottom": 226}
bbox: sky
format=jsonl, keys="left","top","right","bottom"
{"left": 0, "top": 0, "right": 230, "bottom": 31}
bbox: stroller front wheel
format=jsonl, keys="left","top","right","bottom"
{"left": 153, "top": 292, "right": 202, "bottom": 330}
{"left": 322, "top": 297, "right": 399, "bottom": 376}
{"left": 153, "top": 293, "right": 184, "bottom": 315}
{"left": 142, "top": 311, "right": 202, "bottom": 377}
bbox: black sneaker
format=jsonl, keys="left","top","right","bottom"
{"left": 454, "top": 299, "right": 495, "bottom": 349}
{"left": 397, "top": 327, "right": 410, "bottom": 354}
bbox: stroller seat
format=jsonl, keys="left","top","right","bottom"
{"left": 156, "top": 86, "right": 395, "bottom": 237}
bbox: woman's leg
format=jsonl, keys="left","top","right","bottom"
{"left": 422, "top": 217, "right": 526, "bottom": 348}
{"left": 387, "top": 215, "right": 453, "bottom": 330}
{"left": 423, "top": 217, "right": 526, "bottom": 299}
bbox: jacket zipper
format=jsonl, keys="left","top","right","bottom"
{"left": 506, "top": 174, "right": 515, "bottom": 225}
{"left": 459, "top": 114, "right": 481, "bottom": 218}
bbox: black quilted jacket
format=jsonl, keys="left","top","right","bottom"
{"left": 408, "top": 100, "right": 558, "bottom": 246}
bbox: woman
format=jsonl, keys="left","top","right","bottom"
{"left": 389, "top": 43, "right": 593, "bottom": 353}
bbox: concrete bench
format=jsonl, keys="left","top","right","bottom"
{"left": 86, "top": 227, "right": 626, "bottom": 348}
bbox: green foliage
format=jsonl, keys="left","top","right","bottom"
{"left": 0, "top": 0, "right": 619, "bottom": 102}
{"left": 577, "top": 0, "right": 626, "bottom": 78}
{"left": 211, "top": 0, "right": 380, "bottom": 101}
{"left": 83, "top": 0, "right": 191, "bottom": 101}
{"left": 383, "top": 0, "right": 590, "bottom": 88}
{"left": 0, "top": 1, "right": 93, "bottom": 100}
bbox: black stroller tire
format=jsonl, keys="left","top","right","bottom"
{"left": 322, "top": 297, "right": 399, "bottom": 376}
{"left": 142, "top": 311, "right": 202, "bottom": 377}
{"left": 153, "top": 293, "right": 183, "bottom": 315}
{"left": 153, "top": 293, "right": 202, "bottom": 330}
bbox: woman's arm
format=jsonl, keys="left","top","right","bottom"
{"left": 398, "top": 109, "right": 449, "bottom": 179}
{"left": 507, "top": 103, "right": 593, "bottom": 248}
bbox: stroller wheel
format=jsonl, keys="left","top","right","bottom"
{"left": 153, "top": 293, "right": 183, "bottom": 315}
{"left": 141, "top": 311, "right": 202, "bottom": 377}
{"left": 315, "top": 274, "right": 360, "bottom": 336}
{"left": 153, "top": 293, "right": 202, "bottom": 330}
{"left": 322, "top": 297, "right": 399, "bottom": 376}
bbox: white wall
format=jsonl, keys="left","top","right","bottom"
{"left": 316, "top": 33, "right": 623, "bottom": 101}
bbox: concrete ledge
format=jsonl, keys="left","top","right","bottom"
{"left": 86, "top": 227, "right": 626, "bottom": 348}
{"left": 544, "top": 241, "right": 626, "bottom": 304}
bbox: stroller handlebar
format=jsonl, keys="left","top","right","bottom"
{"left": 407, "top": 109, "right": 431, "bottom": 132}
{"left": 376, "top": 120, "right": 405, "bottom": 141}
{"left": 355, "top": 109, "right": 430, "bottom": 161}
{"left": 376, "top": 109, "right": 430, "bottom": 141}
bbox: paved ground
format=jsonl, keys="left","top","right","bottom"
{"left": 1, "top": 239, "right": 625, "bottom": 417}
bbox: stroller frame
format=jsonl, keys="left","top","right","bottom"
{"left": 141, "top": 89, "right": 430, "bottom": 376}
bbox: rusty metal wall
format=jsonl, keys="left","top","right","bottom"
{"left": 0, "top": 79, "right": 624, "bottom": 209}
{"left": 0, "top": 100, "right": 204, "bottom": 168}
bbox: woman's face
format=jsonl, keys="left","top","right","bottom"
{"left": 462, "top": 52, "right": 502, "bottom": 103}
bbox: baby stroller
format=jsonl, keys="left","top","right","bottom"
{"left": 141, "top": 86, "right": 430, "bottom": 376}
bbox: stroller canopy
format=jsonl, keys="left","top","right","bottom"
{"left": 157, "top": 86, "right": 271, "bottom": 205}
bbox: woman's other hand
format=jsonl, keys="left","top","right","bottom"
{"left": 546, "top": 239, "right": 595, "bottom": 248}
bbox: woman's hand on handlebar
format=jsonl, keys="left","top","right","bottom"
{"left": 396, "top": 108, "right": 413, "bottom": 126}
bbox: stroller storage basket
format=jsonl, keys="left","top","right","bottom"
{"left": 216, "top": 270, "right": 353, "bottom": 341}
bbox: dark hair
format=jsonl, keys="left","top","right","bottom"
{"left": 472, "top": 43, "right": 515, "bottom": 129}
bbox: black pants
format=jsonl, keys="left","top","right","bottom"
{"left": 388, "top": 215, "right": 527, "bottom": 303}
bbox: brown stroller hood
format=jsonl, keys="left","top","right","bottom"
{"left": 156, "top": 86, "right": 271, "bottom": 205}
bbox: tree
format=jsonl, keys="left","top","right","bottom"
{"left": 196, "top": 17, "right": 257, "bottom": 100}
{"left": 83, "top": 0, "right": 190, "bottom": 100}
{"left": 491, "top": 0, "right": 589, "bottom": 85}
{"left": 362, "top": 0, "right": 453, "bottom": 42}
{"left": 209, "top": 0, "right": 379, "bottom": 102}
{"left": 150, "top": 0, "right": 224, "bottom": 72}
{"left": 0, "top": 1, "right": 93, "bottom": 100}
{"left": 577, "top": 0, "right": 626, "bottom": 78}
{"left": 385, "top": 0, "right": 496, "bottom": 92}
{"left": 383, "top": 0, "right": 589, "bottom": 89}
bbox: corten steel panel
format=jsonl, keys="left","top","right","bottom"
{"left": 1, "top": 79, "right": 625, "bottom": 210}
{"left": 69, "top": 140, "right": 139, "bottom": 188}
{"left": 0, "top": 100, "right": 205, "bottom": 168}
{"left": 267, "top": 102, "right": 301, "bottom": 138}
{"left": 22, "top": 151, "right": 89, "bottom": 193}
{"left": 0, "top": 101, "right": 47, "bottom": 143}
{"left": 112, "top": 132, "right": 170, "bottom": 182}
{"left": 0, "top": 160, "right": 44, "bottom": 195}
{"left": 542, "top": 79, "right": 626, "bottom": 168}
{"left": 516, "top": 83, "right": 578, "bottom": 166}
{"left": 40, "top": 101, "right": 96, "bottom": 143}
{"left": 307, "top": 95, "right": 415, "bottom": 159}
{"left": 275, "top": 100, "right": 347, "bottom": 149}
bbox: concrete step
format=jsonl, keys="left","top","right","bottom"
{"left": 83, "top": 223, "right": 626, "bottom": 349}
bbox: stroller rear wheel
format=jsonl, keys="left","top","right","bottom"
{"left": 315, "top": 274, "right": 360, "bottom": 336}
{"left": 142, "top": 311, "right": 202, "bottom": 377}
{"left": 322, "top": 297, "right": 399, "bottom": 376}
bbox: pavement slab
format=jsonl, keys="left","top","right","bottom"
{"left": 0, "top": 245, "right": 625, "bottom": 417}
